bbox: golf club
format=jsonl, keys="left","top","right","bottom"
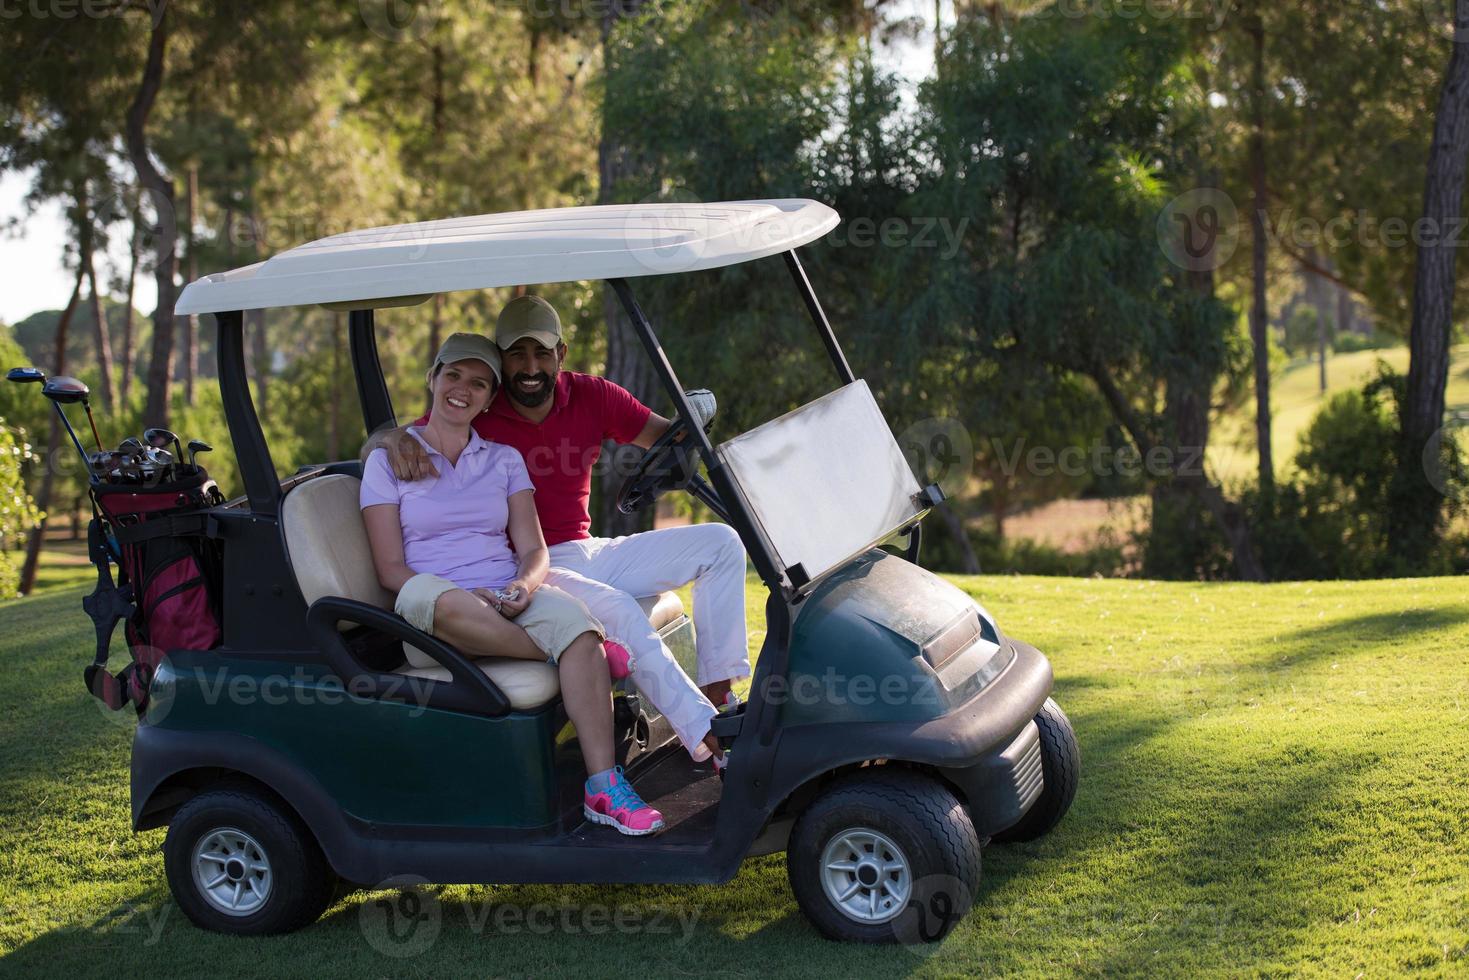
{"left": 41, "top": 375, "right": 103, "bottom": 451}
{"left": 144, "top": 427, "right": 183, "bottom": 462}
{"left": 12, "top": 372, "right": 94, "bottom": 476}
{"left": 186, "top": 439, "right": 212, "bottom": 468}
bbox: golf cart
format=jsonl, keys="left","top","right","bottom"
{"left": 110, "top": 199, "right": 1079, "bottom": 943}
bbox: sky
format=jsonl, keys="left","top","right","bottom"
{"left": 0, "top": 0, "right": 947, "bottom": 326}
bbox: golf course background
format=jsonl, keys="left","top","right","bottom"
{"left": 1, "top": 562, "right": 1465, "bottom": 977}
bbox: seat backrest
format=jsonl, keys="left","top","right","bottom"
{"left": 281, "top": 473, "right": 394, "bottom": 611}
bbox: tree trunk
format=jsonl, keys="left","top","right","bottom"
{"left": 18, "top": 261, "right": 85, "bottom": 595}
{"left": 81, "top": 187, "right": 117, "bottom": 412}
{"left": 1390, "top": 0, "right": 1469, "bottom": 567}
{"left": 1306, "top": 246, "right": 1329, "bottom": 393}
{"left": 1246, "top": 2, "right": 1273, "bottom": 491}
{"left": 1336, "top": 281, "right": 1353, "bottom": 338}
{"left": 126, "top": 7, "right": 177, "bottom": 430}
{"left": 184, "top": 163, "right": 198, "bottom": 404}
{"left": 934, "top": 501, "right": 981, "bottom": 574}
{"left": 120, "top": 209, "right": 139, "bottom": 405}
{"left": 597, "top": 0, "right": 659, "bottom": 539}
{"left": 1091, "top": 361, "right": 1265, "bottom": 581}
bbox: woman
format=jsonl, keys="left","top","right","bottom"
{"left": 359, "top": 333, "right": 664, "bottom": 836}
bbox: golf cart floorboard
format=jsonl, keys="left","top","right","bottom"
{"left": 569, "top": 751, "right": 723, "bottom": 847}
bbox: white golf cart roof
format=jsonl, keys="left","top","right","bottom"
{"left": 175, "top": 198, "right": 839, "bottom": 316}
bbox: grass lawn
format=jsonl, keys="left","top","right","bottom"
{"left": 1209, "top": 342, "right": 1469, "bottom": 486}
{"left": 1, "top": 568, "right": 1466, "bottom": 977}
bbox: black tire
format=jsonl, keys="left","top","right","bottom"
{"left": 991, "top": 697, "right": 1079, "bottom": 843}
{"left": 787, "top": 768, "right": 981, "bottom": 944}
{"left": 164, "top": 787, "right": 337, "bottom": 935}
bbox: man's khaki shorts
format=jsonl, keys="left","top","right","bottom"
{"left": 395, "top": 573, "right": 605, "bottom": 669}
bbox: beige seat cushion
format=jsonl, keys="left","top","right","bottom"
{"left": 638, "top": 591, "right": 685, "bottom": 632}
{"left": 281, "top": 473, "right": 394, "bottom": 612}
{"left": 282, "top": 473, "right": 687, "bottom": 713}
{"left": 394, "top": 658, "right": 562, "bottom": 711}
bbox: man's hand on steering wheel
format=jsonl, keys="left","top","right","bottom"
{"left": 616, "top": 390, "right": 716, "bottom": 515}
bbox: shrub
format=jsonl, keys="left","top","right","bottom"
{"left": 0, "top": 417, "right": 43, "bottom": 597}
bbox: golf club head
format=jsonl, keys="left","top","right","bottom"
{"left": 6, "top": 367, "right": 44, "bottom": 385}
{"left": 117, "top": 437, "right": 144, "bottom": 455}
{"left": 144, "top": 428, "right": 178, "bottom": 450}
{"left": 187, "top": 439, "right": 213, "bottom": 455}
{"left": 41, "top": 375, "right": 89, "bottom": 404}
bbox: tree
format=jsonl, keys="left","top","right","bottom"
{"left": 597, "top": 0, "right": 876, "bottom": 536}
{"left": 1390, "top": 0, "right": 1469, "bottom": 568}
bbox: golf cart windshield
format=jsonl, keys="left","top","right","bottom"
{"left": 716, "top": 381, "right": 923, "bottom": 591}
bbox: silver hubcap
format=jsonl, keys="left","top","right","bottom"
{"left": 192, "top": 827, "right": 272, "bottom": 916}
{"left": 819, "top": 827, "right": 912, "bottom": 924}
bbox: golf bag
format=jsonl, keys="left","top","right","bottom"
{"left": 83, "top": 470, "right": 225, "bottom": 712}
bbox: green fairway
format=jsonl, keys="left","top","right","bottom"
{"left": 1209, "top": 342, "right": 1469, "bottom": 486}
{"left": 1, "top": 573, "right": 1466, "bottom": 977}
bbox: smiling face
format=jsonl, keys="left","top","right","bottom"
{"left": 429, "top": 358, "right": 498, "bottom": 425}
{"left": 499, "top": 337, "right": 565, "bottom": 408}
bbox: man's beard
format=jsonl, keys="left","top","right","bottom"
{"left": 508, "top": 371, "right": 554, "bottom": 407}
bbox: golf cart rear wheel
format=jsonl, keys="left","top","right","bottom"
{"left": 991, "top": 697, "right": 1080, "bottom": 843}
{"left": 787, "top": 769, "right": 980, "bottom": 943}
{"left": 164, "top": 787, "right": 337, "bottom": 935}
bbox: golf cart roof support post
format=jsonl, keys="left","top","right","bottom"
{"left": 782, "top": 250, "right": 855, "bottom": 386}
{"left": 216, "top": 310, "right": 280, "bottom": 516}
{"left": 348, "top": 309, "right": 397, "bottom": 436}
{"left": 606, "top": 277, "right": 783, "bottom": 591}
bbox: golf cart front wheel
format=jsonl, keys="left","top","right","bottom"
{"left": 991, "top": 697, "right": 1080, "bottom": 843}
{"left": 787, "top": 769, "right": 980, "bottom": 943}
{"left": 164, "top": 786, "right": 337, "bottom": 935}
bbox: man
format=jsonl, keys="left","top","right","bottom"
{"left": 371, "top": 295, "right": 749, "bottom": 717}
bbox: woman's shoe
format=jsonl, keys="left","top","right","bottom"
{"left": 604, "top": 640, "right": 631, "bottom": 681}
{"left": 584, "top": 767, "right": 665, "bottom": 836}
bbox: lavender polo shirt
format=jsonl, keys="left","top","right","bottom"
{"left": 360, "top": 427, "right": 534, "bottom": 591}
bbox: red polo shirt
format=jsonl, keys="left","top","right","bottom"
{"left": 418, "top": 371, "right": 651, "bottom": 546}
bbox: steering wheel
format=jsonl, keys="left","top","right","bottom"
{"left": 617, "top": 390, "right": 716, "bottom": 515}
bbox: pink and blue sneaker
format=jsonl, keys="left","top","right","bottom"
{"left": 584, "top": 767, "right": 664, "bottom": 836}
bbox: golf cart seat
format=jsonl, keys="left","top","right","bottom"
{"left": 281, "top": 473, "right": 684, "bottom": 711}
